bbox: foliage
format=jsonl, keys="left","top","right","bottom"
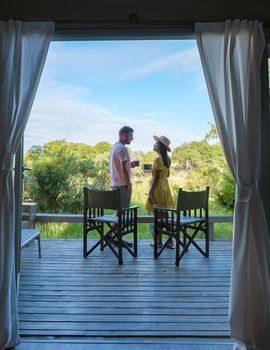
{"left": 172, "top": 140, "right": 225, "bottom": 170}
{"left": 24, "top": 140, "right": 110, "bottom": 213}
{"left": 128, "top": 148, "right": 156, "bottom": 168}
{"left": 216, "top": 170, "right": 236, "bottom": 210}
{"left": 203, "top": 122, "right": 219, "bottom": 142}
{"left": 89, "top": 155, "right": 110, "bottom": 190}
{"left": 23, "top": 123, "right": 235, "bottom": 223}
{"left": 25, "top": 153, "right": 79, "bottom": 212}
{"left": 172, "top": 125, "right": 234, "bottom": 210}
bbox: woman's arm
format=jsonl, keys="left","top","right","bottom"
{"left": 148, "top": 169, "right": 161, "bottom": 204}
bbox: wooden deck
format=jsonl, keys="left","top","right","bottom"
{"left": 18, "top": 239, "right": 233, "bottom": 349}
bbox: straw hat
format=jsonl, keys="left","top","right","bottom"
{"left": 153, "top": 135, "right": 171, "bottom": 152}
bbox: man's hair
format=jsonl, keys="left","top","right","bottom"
{"left": 119, "top": 126, "right": 134, "bottom": 136}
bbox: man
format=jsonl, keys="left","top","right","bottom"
{"left": 110, "top": 125, "right": 135, "bottom": 207}
{"left": 109, "top": 126, "right": 135, "bottom": 246}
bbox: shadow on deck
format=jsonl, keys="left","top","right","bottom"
{"left": 17, "top": 239, "right": 233, "bottom": 349}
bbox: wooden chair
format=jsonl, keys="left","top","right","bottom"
{"left": 153, "top": 187, "right": 209, "bottom": 266}
{"left": 21, "top": 229, "right": 41, "bottom": 258}
{"left": 21, "top": 202, "right": 41, "bottom": 258}
{"left": 83, "top": 187, "right": 139, "bottom": 265}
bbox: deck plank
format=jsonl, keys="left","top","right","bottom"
{"left": 19, "top": 239, "right": 232, "bottom": 343}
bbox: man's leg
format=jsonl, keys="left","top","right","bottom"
{"left": 111, "top": 186, "right": 133, "bottom": 247}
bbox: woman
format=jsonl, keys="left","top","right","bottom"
{"left": 146, "top": 135, "right": 175, "bottom": 249}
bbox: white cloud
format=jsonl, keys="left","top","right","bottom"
{"left": 121, "top": 47, "right": 201, "bottom": 80}
{"left": 44, "top": 41, "right": 203, "bottom": 86}
{"left": 24, "top": 82, "right": 198, "bottom": 153}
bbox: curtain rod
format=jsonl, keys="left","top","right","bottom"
{"left": 53, "top": 20, "right": 195, "bottom": 40}
{"left": 54, "top": 20, "right": 195, "bottom": 29}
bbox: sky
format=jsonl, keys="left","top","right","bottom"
{"left": 24, "top": 39, "right": 215, "bottom": 153}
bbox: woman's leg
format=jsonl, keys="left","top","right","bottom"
{"left": 148, "top": 210, "right": 155, "bottom": 238}
{"left": 149, "top": 210, "right": 162, "bottom": 247}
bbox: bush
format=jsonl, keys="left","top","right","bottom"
{"left": 216, "top": 171, "right": 235, "bottom": 211}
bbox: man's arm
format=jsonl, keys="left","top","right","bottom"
{"left": 122, "top": 160, "right": 132, "bottom": 190}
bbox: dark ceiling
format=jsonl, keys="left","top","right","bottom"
{"left": 1, "top": 0, "right": 270, "bottom": 23}
{"left": 1, "top": 0, "right": 270, "bottom": 39}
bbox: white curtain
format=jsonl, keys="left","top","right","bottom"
{"left": 195, "top": 20, "right": 270, "bottom": 350}
{"left": 0, "top": 19, "right": 54, "bottom": 349}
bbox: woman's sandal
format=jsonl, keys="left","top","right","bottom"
{"left": 150, "top": 242, "right": 162, "bottom": 248}
{"left": 165, "top": 242, "right": 175, "bottom": 249}
{"left": 111, "top": 238, "right": 133, "bottom": 247}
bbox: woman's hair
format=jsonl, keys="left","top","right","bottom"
{"left": 159, "top": 142, "right": 170, "bottom": 168}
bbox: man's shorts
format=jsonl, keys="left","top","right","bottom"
{"left": 111, "top": 186, "right": 132, "bottom": 208}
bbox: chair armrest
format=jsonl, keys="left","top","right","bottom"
{"left": 153, "top": 207, "right": 178, "bottom": 232}
{"left": 153, "top": 206, "right": 177, "bottom": 212}
{"left": 120, "top": 205, "right": 139, "bottom": 212}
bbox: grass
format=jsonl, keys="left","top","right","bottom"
{"left": 37, "top": 201, "right": 233, "bottom": 240}
{"left": 37, "top": 222, "right": 152, "bottom": 240}
{"left": 38, "top": 221, "right": 233, "bottom": 240}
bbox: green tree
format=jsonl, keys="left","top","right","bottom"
{"left": 172, "top": 123, "right": 234, "bottom": 211}
{"left": 26, "top": 153, "right": 77, "bottom": 213}
{"left": 94, "top": 141, "right": 112, "bottom": 155}
{"left": 140, "top": 150, "right": 156, "bottom": 165}
{"left": 216, "top": 170, "right": 236, "bottom": 210}
{"left": 24, "top": 140, "right": 112, "bottom": 213}
{"left": 90, "top": 156, "right": 110, "bottom": 190}
{"left": 173, "top": 140, "right": 225, "bottom": 170}
{"left": 203, "top": 122, "right": 219, "bottom": 142}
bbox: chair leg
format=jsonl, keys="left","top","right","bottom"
{"left": 100, "top": 223, "right": 104, "bottom": 251}
{"left": 37, "top": 236, "right": 41, "bottom": 258}
{"left": 184, "top": 224, "right": 209, "bottom": 258}
{"left": 118, "top": 230, "right": 123, "bottom": 265}
{"left": 83, "top": 230, "right": 87, "bottom": 257}
{"left": 154, "top": 228, "right": 158, "bottom": 259}
{"left": 205, "top": 229, "right": 209, "bottom": 257}
{"left": 134, "top": 225, "right": 138, "bottom": 257}
{"left": 183, "top": 227, "right": 188, "bottom": 251}
{"left": 175, "top": 230, "right": 180, "bottom": 267}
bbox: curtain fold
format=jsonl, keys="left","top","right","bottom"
{"left": 195, "top": 19, "right": 270, "bottom": 350}
{"left": 0, "top": 19, "right": 54, "bottom": 349}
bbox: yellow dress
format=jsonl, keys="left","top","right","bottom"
{"left": 146, "top": 156, "right": 175, "bottom": 212}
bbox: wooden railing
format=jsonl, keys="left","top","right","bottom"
{"left": 23, "top": 201, "right": 233, "bottom": 241}
{"left": 33, "top": 212, "right": 233, "bottom": 240}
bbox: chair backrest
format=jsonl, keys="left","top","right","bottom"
{"left": 83, "top": 187, "right": 122, "bottom": 210}
{"left": 176, "top": 187, "right": 209, "bottom": 212}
